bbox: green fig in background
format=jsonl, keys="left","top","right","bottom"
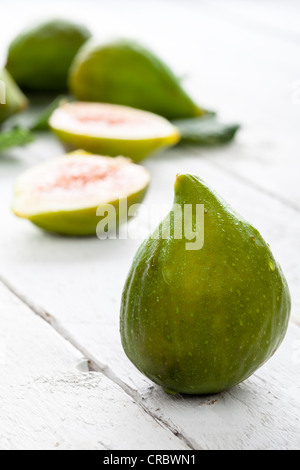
{"left": 0, "top": 69, "right": 28, "bottom": 124}
{"left": 12, "top": 151, "right": 150, "bottom": 236}
{"left": 69, "top": 39, "right": 206, "bottom": 120}
{"left": 120, "top": 174, "right": 291, "bottom": 395}
{"left": 49, "top": 102, "right": 180, "bottom": 162}
{"left": 6, "top": 19, "right": 91, "bottom": 92}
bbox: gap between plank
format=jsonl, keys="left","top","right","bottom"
{"left": 0, "top": 274, "right": 195, "bottom": 451}
{"left": 187, "top": 146, "right": 300, "bottom": 213}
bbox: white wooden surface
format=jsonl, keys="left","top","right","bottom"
{"left": 0, "top": 282, "right": 188, "bottom": 450}
{"left": 0, "top": 0, "right": 299, "bottom": 450}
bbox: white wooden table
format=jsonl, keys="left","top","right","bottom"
{"left": 0, "top": 0, "right": 299, "bottom": 450}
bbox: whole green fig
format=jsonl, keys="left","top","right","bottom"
{"left": 120, "top": 174, "right": 291, "bottom": 395}
{"left": 69, "top": 39, "right": 205, "bottom": 120}
{"left": 6, "top": 19, "right": 91, "bottom": 92}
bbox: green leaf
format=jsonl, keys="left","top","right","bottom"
{"left": 173, "top": 116, "right": 240, "bottom": 146}
{"left": 0, "top": 127, "right": 35, "bottom": 153}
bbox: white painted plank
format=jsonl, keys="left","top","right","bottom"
{"left": 204, "top": 0, "right": 300, "bottom": 42}
{"left": 181, "top": 4, "right": 300, "bottom": 210}
{"left": 0, "top": 281, "right": 189, "bottom": 450}
{"left": 0, "top": 141, "right": 299, "bottom": 449}
{"left": 0, "top": 0, "right": 300, "bottom": 450}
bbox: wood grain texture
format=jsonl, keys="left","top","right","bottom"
{"left": 0, "top": 281, "right": 189, "bottom": 450}
{"left": 0, "top": 0, "right": 299, "bottom": 450}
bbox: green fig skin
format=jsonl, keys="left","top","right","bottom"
{"left": 50, "top": 125, "right": 180, "bottom": 163}
{"left": 26, "top": 186, "right": 148, "bottom": 237}
{"left": 69, "top": 39, "right": 205, "bottom": 120}
{"left": 6, "top": 20, "right": 91, "bottom": 92}
{"left": 120, "top": 175, "right": 291, "bottom": 395}
{"left": 0, "top": 69, "right": 28, "bottom": 124}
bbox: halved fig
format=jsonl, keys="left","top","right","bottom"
{"left": 49, "top": 102, "right": 180, "bottom": 162}
{"left": 12, "top": 151, "right": 150, "bottom": 236}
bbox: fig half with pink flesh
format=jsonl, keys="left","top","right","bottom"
{"left": 12, "top": 151, "right": 150, "bottom": 236}
{"left": 49, "top": 102, "right": 180, "bottom": 162}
